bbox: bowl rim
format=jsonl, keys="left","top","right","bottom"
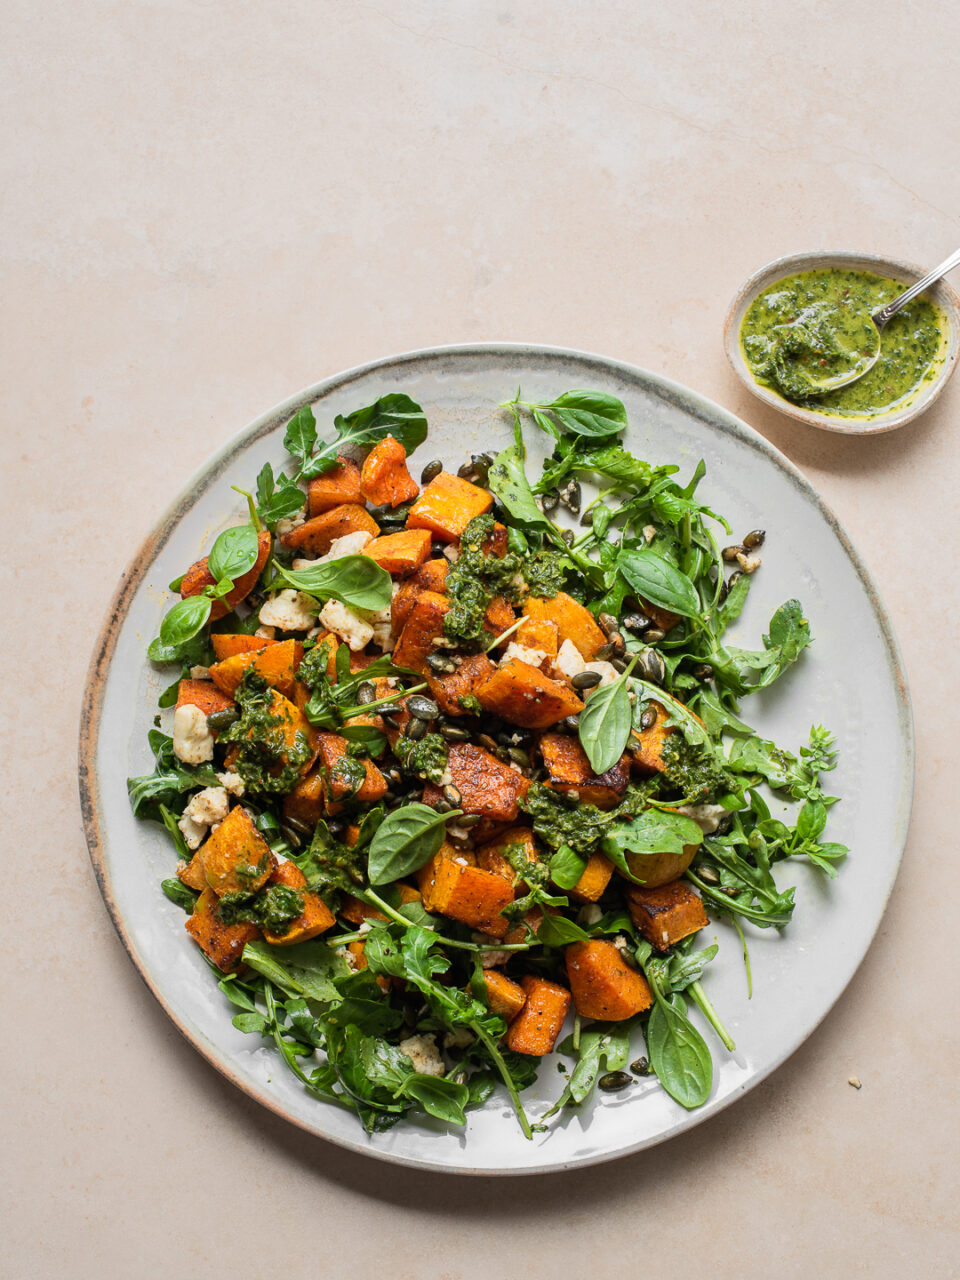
{"left": 78, "top": 341, "right": 915, "bottom": 1175}
{"left": 723, "top": 249, "right": 960, "bottom": 435}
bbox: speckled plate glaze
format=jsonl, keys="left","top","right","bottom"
{"left": 79, "top": 344, "right": 913, "bottom": 1175}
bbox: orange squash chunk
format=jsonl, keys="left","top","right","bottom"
{"left": 199, "top": 805, "right": 276, "bottom": 897}
{"left": 315, "top": 732, "right": 388, "bottom": 804}
{"left": 307, "top": 456, "right": 362, "bottom": 515}
{"left": 426, "top": 652, "right": 496, "bottom": 717}
{"left": 392, "top": 558, "right": 450, "bottom": 632}
{"left": 515, "top": 617, "right": 559, "bottom": 658}
{"left": 522, "top": 592, "right": 607, "bottom": 660}
{"left": 637, "top": 594, "right": 681, "bottom": 634}
{"left": 484, "top": 595, "right": 516, "bottom": 637}
{"left": 405, "top": 471, "right": 493, "bottom": 541}
{"left": 209, "top": 638, "right": 304, "bottom": 699}
{"left": 363, "top": 528, "right": 432, "bottom": 576}
{"left": 476, "top": 827, "right": 538, "bottom": 888}
{"left": 177, "top": 853, "right": 208, "bottom": 892}
{"left": 505, "top": 976, "right": 571, "bottom": 1056}
{"left": 186, "top": 887, "right": 260, "bottom": 973}
{"left": 568, "top": 851, "right": 616, "bottom": 903}
{"left": 483, "top": 970, "right": 527, "bottom": 1022}
{"left": 417, "top": 845, "right": 512, "bottom": 937}
{"left": 260, "top": 860, "right": 336, "bottom": 945}
{"left": 626, "top": 880, "right": 709, "bottom": 951}
{"left": 476, "top": 659, "right": 584, "bottom": 730}
{"left": 256, "top": 689, "right": 319, "bottom": 775}
{"left": 283, "top": 768, "right": 325, "bottom": 827}
{"left": 392, "top": 589, "right": 450, "bottom": 673}
{"left": 565, "top": 940, "right": 653, "bottom": 1020}
{"left": 482, "top": 522, "right": 509, "bottom": 557}
{"left": 280, "top": 504, "right": 379, "bottom": 555}
{"left": 180, "top": 529, "right": 271, "bottom": 622}
{"left": 210, "top": 634, "right": 276, "bottom": 661}
{"left": 175, "top": 679, "right": 235, "bottom": 724}
{"left": 538, "top": 733, "right": 630, "bottom": 809}
{"left": 428, "top": 741, "right": 530, "bottom": 822}
{"left": 359, "top": 435, "right": 420, "bottom": 508}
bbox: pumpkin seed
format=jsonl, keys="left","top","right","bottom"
{"left": 560, "top": 481, "right": 581, "bottom": 514}
{"left": 477, "top": 733, "right": 499, "bottom": 752}
{"left": 561, "top": 528, "right": 576, "bottom": 547}
{"left": 693, "top": 663, "right": 713, "bottom": 680}
{"left": 456, "top": 813, "right": 482, "bottom": 828}
{"left": 637, "top": 647, "right": 665, "bottom": 684}
{"left": 597, "top": 612, "right": 619, "bottom": 636}
{"left": 507, "top": 747, "right": 531, "bottom": 768}
{"left": 541, "top": 490, "right": 560, "bottom": 513}
{"left": 598, "top": 1071, "right": 633, "bottom": 1092}
{"left": 644, "top": 627, "right": 666, "bottom": 644}
{"left": 630, "top": 1056, "right": 650, "bottom": 1076}
{"left": 440, "top": 724, "right": 471, "bottom": 742}
{"left": 698, "top": 864, "right": 721, "bottom": 885}
{"left": 742, "top": 529, "right": 766, "bottom": 549}
{"left": 571, "top": 670, "right": 602, "bottom": 690}
{"left": 426, "top": 652, "right": 457, "bottom": 674}
{"left": 639, "top": 704, "right": 658, "bottom": 731}
{"left": 207, "top": 707, "right": 239, "bottom": 732}
{"left": 611, "top": 657, "right": 628, "bottom": 674}
{"left": 407, "top": 695, "right": 439, "bottom": 720}
{"left": 562, "top": 715, "right": 580, "bottom": 732}
{"left": 442, "top": 784, "right": 462, "bottom": 806}
{"left": 594, "top": 642, "right": 616, "bottom": 661}
{"left": 727, "top": 569, "right": 744, "bottom": 590}
{"left": 607, "top": 630, "right": 626, "bottom": 657}
{"left": 404, "top": 717, "right": 427, "bottom": 741}
{"left": 580, "top": 509, "right": 595, "bottom": 527}
{"left": 457, "top": 461, "right": 478, "bottom": 481}
{"left": 420, "top": 458, "right": 443, "bottom": 484}
{"left": 283, "top": 814, "right": 313, "bottom": 836}
{"left": 280, "top": 823, "right": 303, "bottom": 849}
{"left": 355, "top": 681, "right": 377, "bottom": 705}
{"left": 622, "top": 611, "right": 651, "bottom": 635}
{"left": 471, "top": 455, "right": 492, "bottom": 485}
{"left": 721, "top": 544, "right": 744, "bottom": 562}
{"left": 435, "top": 799, "right": 452, "bottom": 813}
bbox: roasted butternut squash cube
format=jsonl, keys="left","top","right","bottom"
{"left": 210, "top": 633, "right": 276, "bottom": 661}
{"left": 565, "top": 940, "right": 653, "bottom": 1020}
{"left": 261, "top": 860, "right": 336, "bottom": 945}
{"left": 175, "top": 679, "right": 235, "bottom": 725}
{"left": 180, "top": 529, "right": 271, "bottom": 622}
{"left": 515, "top": 617, "right": 559, "bottom": 658}
{"left": 257, "top": 689, "right": 320, "bottom": 774}
{"left": 484, "top": 595, "right": 516, "bottom": 637}
{"left": 626, "top": 880, "right": 709, "bottom": 950}
{"left": 392, "top": 589, "right": 450, "bottom": 673}
{"left": 637, "top": 594, "right": 681, "bottom": 634}
{"left": 483, "top": 970, "right": 527, "bottom": 1022}
{"left": 307, "top": 456, "right": 363, "bottom": 515}
{"left": 177, "top": 853, "right": 208, "bottom": 892}
{"left": 209, "top": 638, "right": 304, "bottom": 699}
{"left": 631, "top": 699, "right": 673, "bottom": 774}
{"left": 315, "top": 732, "right": 388, "bottom": 804}
{"left": 405, "top": 471, "right": 493, "bottom": 541}
{"left": 417, "top": 845, "right": 512, "bottom": 937}
{"left": 391, "top": 559, "right": 450, "bottom": 633}
{"left": 522, "top": 592, "right": 607, "bottom": 660}
{"left": 280, "top": 504, "right": 379, "bottom": 555}
{"left": 433, "top": 741, "right": 530, "bottom": 822}
{"left": 482, "top": 522, "right": 509, "bottom": 557}
{"left": 505, "top": 976, "right": 571, "bottom": 1056}
{"left": 283, "top": 768, "right": 325, "bottom": 827}
{"left": 538, "top": 733, "right": 630, "bottom": 809}
{"left": 568, "top": 851, "right": 616, "bottom": 903}
{"left": 185, "top": 887, "right": 260, "bottom": 972}
{"left": 476, "top": 827, "right": 538, "bottom": 887}
{"left": 200, "top": 805, "right": 276, "bottom": 897}
{"left": 359, "top": 434, "right": 420, "bottom": 508}
{"left": 476, "top": 659, "right": 584, "bottom": 730}
{"left": 426, "top": 652, "right": 496, "bottom": 717}
{"left": 340, "top": 883, "right": 420, "bottom": 926}
{"left": 362, "top": 528, "right": 432, "bottom": 576}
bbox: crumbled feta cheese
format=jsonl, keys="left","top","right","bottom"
{"left": 578, "top": 904, "right": 602, "bottom": 927}
{"left": 613, "top": 934, "right": 631, "bottom": 959}
{"left": 372, "top": 620, "right": 395, "bottom": 651}
{"left": 217, "top": 770, "right": 245, "bottom": 797}
{"left": 501, "top": 642, "right": 549, "bottom": 669}
{"left": 736, "top": 551, "right": 762, "bottom": 574}
{"left": 189, "top": 665, "right": 211, "bottom": 680}
{"left": 443, "top": 1028, "right": 474, "bottom": 1051}
{"left": 480, "top": 949, "right": 513, "bottom": 968}
{"left": 292, "top": 557, "right": 317, "bottom": 570}
{"left": 582, "top": 660, "right": 619, "bottom": 690}
{"left": 255, "top": 625, "right": 276, "bottom": 639}
{"left": 398, "top": 1033, "right": 445, "bottom": 1077}
{"left": 259, "top": 589, "right": 316, "bottom": 632}
{"left": 554, "top": 638, "right": 586, "bottom": 678}
{"left": 172, "top": 704, "right": 214, "bottom": 765}
{"left": 673, "top": 803, "right": 728, "bottom": 834}
{"left": 275, "top": 507, "right": 306, "bottom": 538}
{"left": 357, "top": 921, "right": 372, "bottom": 935}
{"left": 177, "top": 815, "right": 207, "bottom": 851}
{"left": 313, "top": 530, "right": 375, "bottom": 564}
{"left": 443, "top": 544, "right": 460, "bottom": 562}
{"left": 176, "top": 786, "right": 229, "bottom": 850}
{"left": 319, "top": 599, "right": 375, "bottom": 651}
{"left": 643, "top": 524, "right": 657, "bottom": 544}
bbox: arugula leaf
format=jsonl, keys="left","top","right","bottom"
{"left": 283, "top": 404, "right": 318, "bottom": 467}
{"left": 724, "top": 600, "right": 812, "bottom": 692}
{"left": 489, "top": 441, "right": 554, "bottom": 533}
{"left": 127, "top": 730, "right": 220, "bottom": 819}
{"left": 617, "top": 548, "right": 700, "bottom": 619}
{"left": 272, "top": 555, "right": 392, "bottom": 612}
{"left": 242, "top": 938, "right": 350, "bottom": 1003}
{"left": 255, "top": 461, "right": 306, "bottom": 526}
{"left": 545, "top": 1021, "right": 634, "bottom": 1116}
{"left": 366, "top": 804, "right": 461, "bottom": 885}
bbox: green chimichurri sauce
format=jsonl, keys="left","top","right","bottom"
{"left": 740, "top": 268, "right": 946, "bottom": 418}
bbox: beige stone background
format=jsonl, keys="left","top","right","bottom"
{"left": 3, "top": 1, "right": 959, "bottom": 1276}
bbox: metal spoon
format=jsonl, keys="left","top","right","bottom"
{"left": 798, "top": 246, "right": 960, "bottom": 394}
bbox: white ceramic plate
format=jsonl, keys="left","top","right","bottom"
{"left": 79, "top": 344, "right": 913, "bottom": 1175}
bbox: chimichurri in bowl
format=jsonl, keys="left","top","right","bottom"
{"left": 725, "top": 252, "right": 959, "bottom": 434}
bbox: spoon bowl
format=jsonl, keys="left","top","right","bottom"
{"left": 725, "top": 250, "right": 960, "bottom": 434}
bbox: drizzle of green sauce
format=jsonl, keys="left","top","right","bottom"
{"left": 740, "top": 268, "right": 946, "bottom": 418}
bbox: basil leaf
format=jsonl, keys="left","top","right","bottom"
{"left": 617, "top": 548, "right": 700, "bottom": 618}
{"left": 578, "top": 674, "right": 632, "bottom": 774}
{"left": 208, "top": 525, "right": 259, "bottom": 584}
{"left": 161, "top": 878, "right": 198, "bottom": 912}
{"left": 535, "top": 914, "right": 589, "bottom": 947}
{"left": 543, "top": 390, "right": 628, "bottom": 439}
{"left": 340, "top": 723, "right": 388, "bottom": 756}
{"left": 274, "top": 555, "right": 392, "bottom": 612}
{"left": 158, "top": 594, "right": 213, "bottom": 649}
{"left": 646, "top": 998, "right": 712, "bottom": 1109}
{"left": 367, "top": 804, "right": 461, "bottom": 886}
{"left": 549, "top": 844, "right": 588, "bottom": 891}
{"left": 488, "top": 442, "right": 553, "bottom": 532}
{"left": 283, "top": 404, "right": 318, "bottom": 464}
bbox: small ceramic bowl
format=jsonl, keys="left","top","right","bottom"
{"left": 724, "top": 250, "right": 960, "bottom": 435}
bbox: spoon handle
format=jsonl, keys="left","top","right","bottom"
{"left": 872, "top": 247, "right": 960, "bottom": 327}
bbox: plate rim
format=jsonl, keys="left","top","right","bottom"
{"left": 78, "top": 341, "right": 915, "bottom": 1175}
